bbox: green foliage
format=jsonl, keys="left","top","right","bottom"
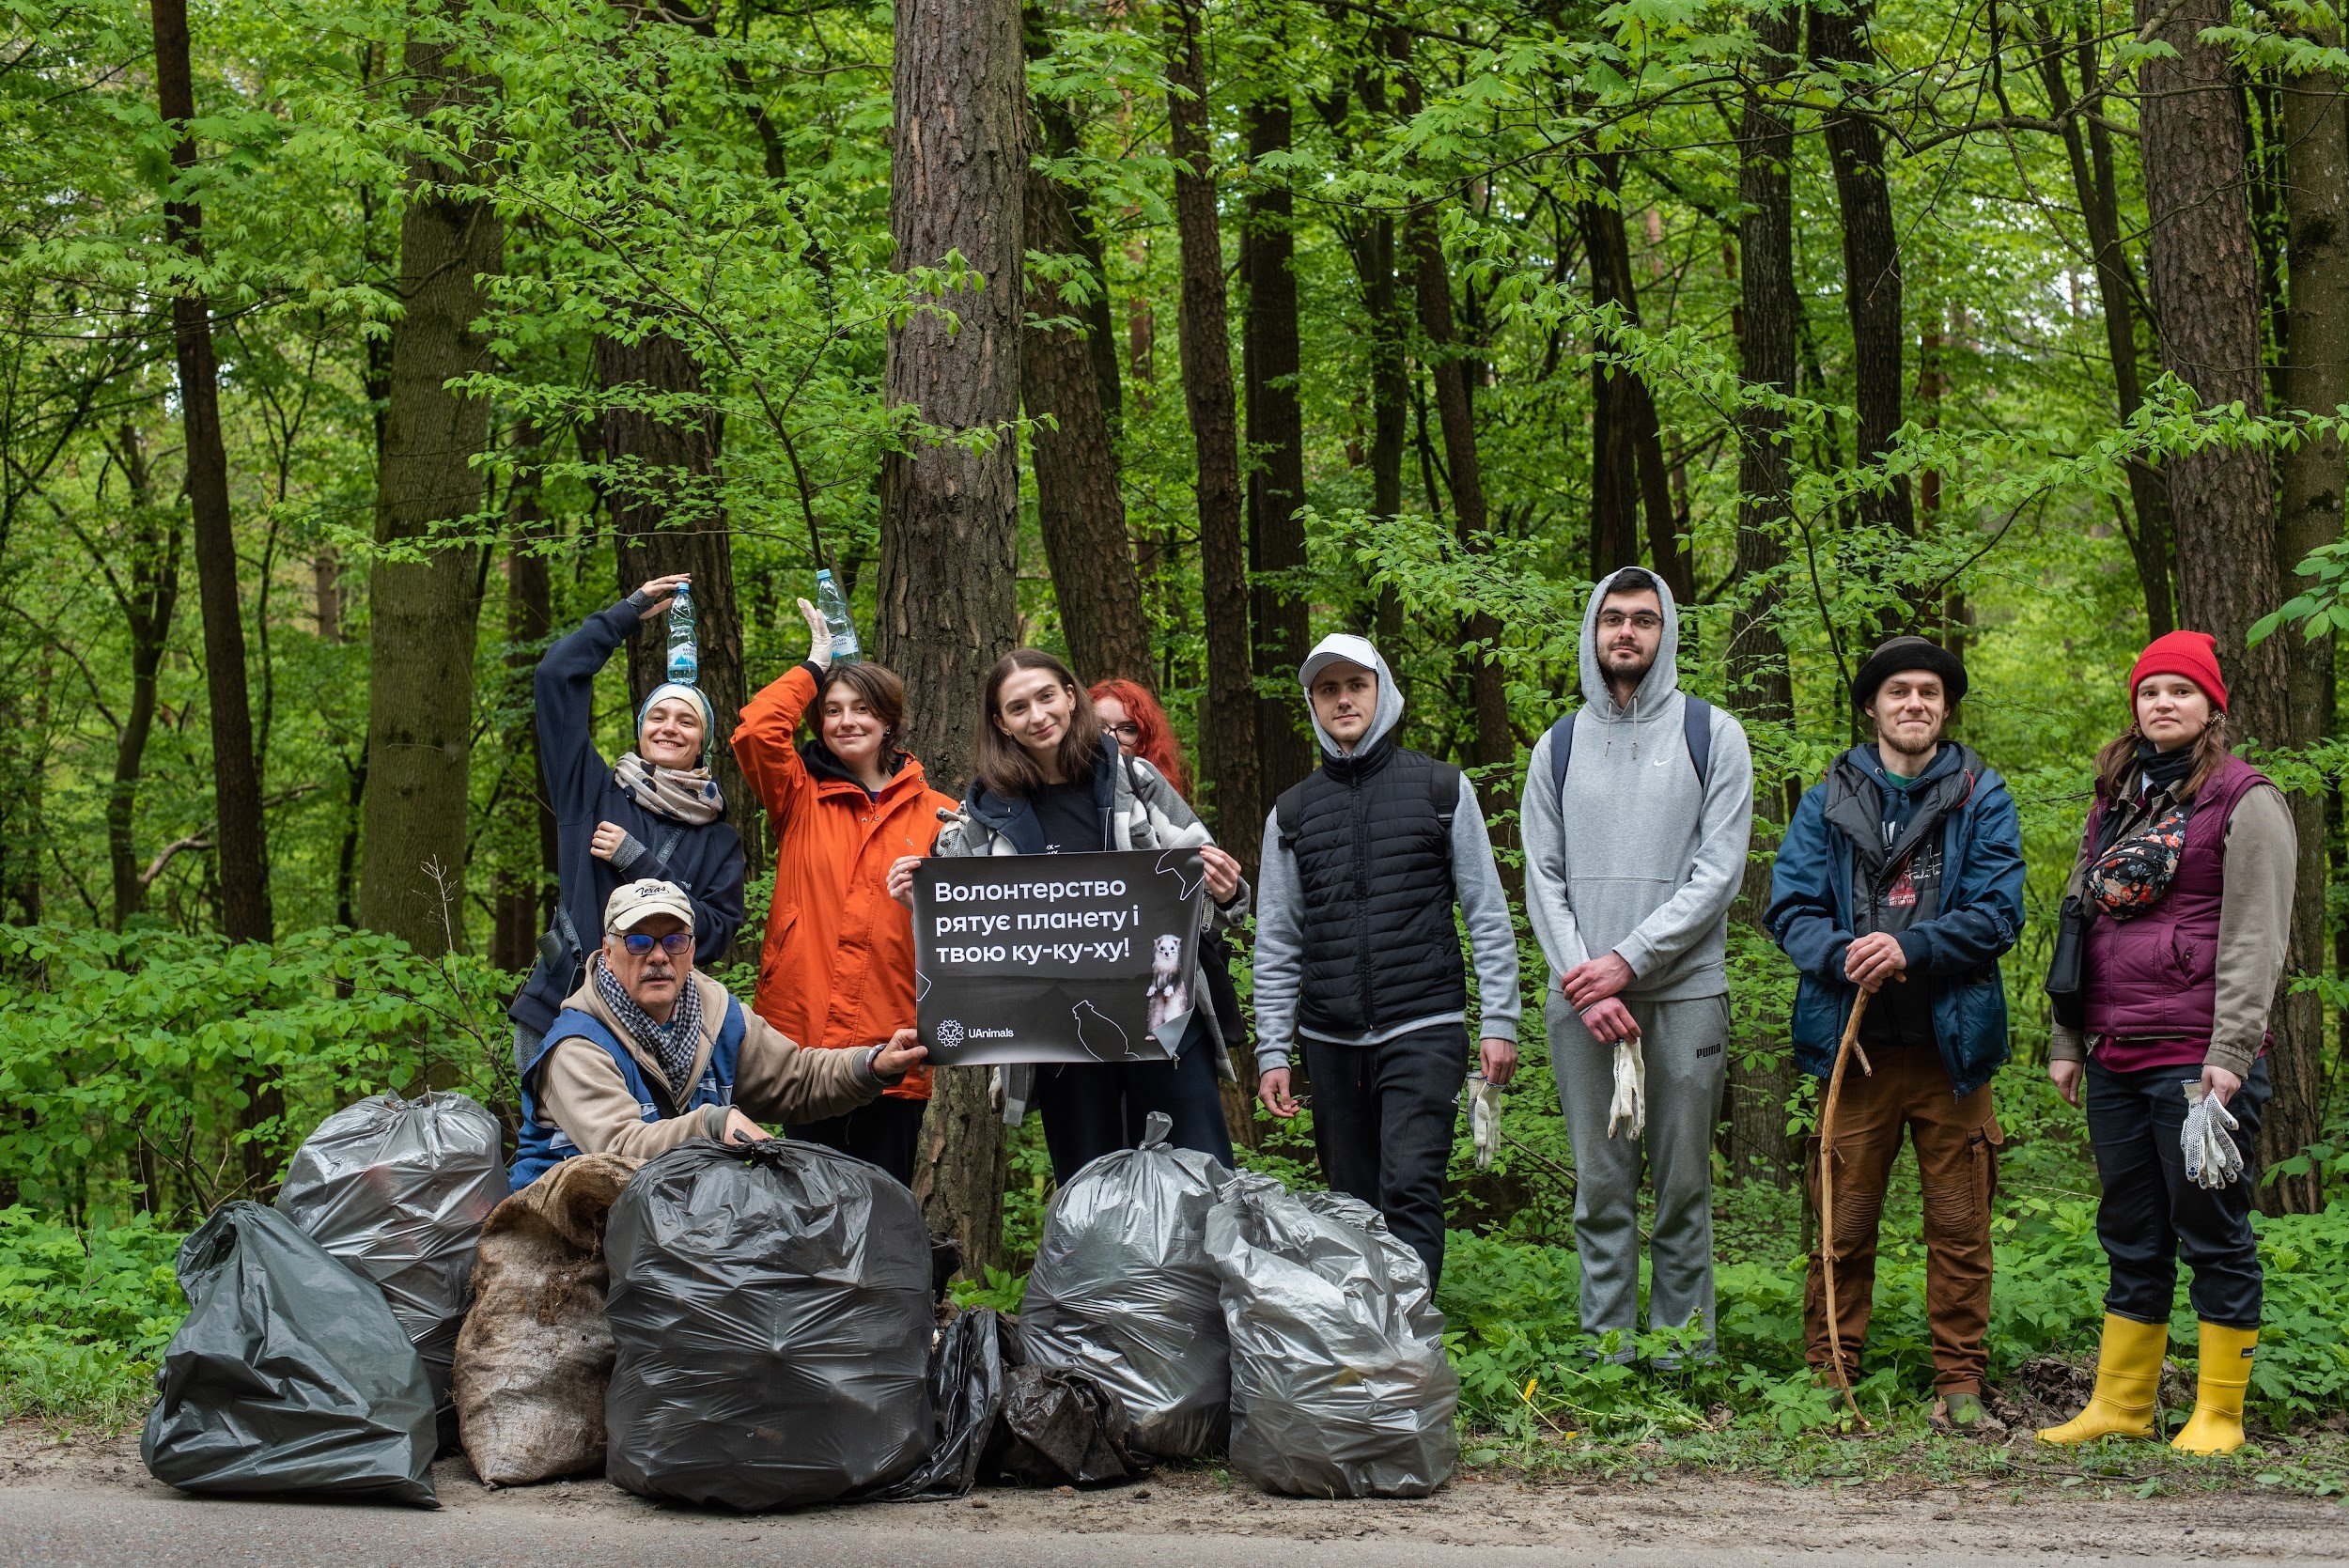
{"left": 0, "top": 1208, "right": 182, "bottom": 1424}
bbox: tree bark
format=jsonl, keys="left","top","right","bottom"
{"left": 1810, "top": 0, "right": 1917, "bottom": 568}
{"left": 1167, "top": 0, "right": 1260, "bottom": 861}
{"left": 150, "top": 0, "right": 270, "bottom": 943}
{"left": 2031, "top": 16, "right": 2175, "bottom": 637}
{"left": 1022, "top": 158, "right": 1153, "bottom": 688}
{"left": 102, "top": 427, "right": 183, "bottom": 929}
{"left": 2268, "top": 38, "right": 2347, "bottom": 1213}
{"left": 880, "top": 0, "right": 1024, "bottom": 1276}
{"left": 1580, "top": 153, "right": 1688, "bottom": 601}
{"left": 1243, "top": 93, "right": 1315, "bottom": 800}
{"left": 1724, "top": 0, "right": 1803, "bottom": 1186}
{"left": 493, "top": 427, "right": 555, "bottom": 973}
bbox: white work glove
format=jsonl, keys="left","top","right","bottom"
{"left": 1463, "top": 1073, "right": 1502, "bottom": 1170}
{"left": 2182, "top": 1081, "right": 2243, "bottom": 1190}
{"left": 797, "top": 597, "right": 834, "bottom": 671}
{"left": 1607, "top": 1035, "right": 1646, "bottom": 1141}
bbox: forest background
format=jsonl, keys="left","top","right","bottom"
{"left": 6, "top": 0, "right": 2349, "bottom": 1469}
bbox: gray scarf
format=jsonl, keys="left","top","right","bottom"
{"left": 614, "top": 752, "right": 724, "bottom": 826}
{"left": 593, "top": 954, "right": 705, "bottom": 1100}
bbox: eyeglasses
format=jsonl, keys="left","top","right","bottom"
{"left": 614, "top": 931, "right": 694, "bottom": 956}
{"left": 1597, "top": 611, "right": 1663, "bottom": 631}
{"left": 1104, "top": 722, "right": 1143, "bottom": 740}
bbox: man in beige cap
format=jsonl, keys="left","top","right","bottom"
{"left": 510, "top": 878, "right": 926, "bottom": 1186}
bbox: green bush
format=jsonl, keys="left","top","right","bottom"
{"left": 0, "top": 1208, "right": 183, "bottom": 1423}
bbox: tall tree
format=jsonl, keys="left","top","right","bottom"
{"left": 1811, "top": 0, "right": 1917, "bottom": 579}
{"left": 149, "top": 0, "right": 270, "bottom": 943}
{"left": 879, "top": 0, "right": 1025, "bottom": 1273}
{"left": 1723, "top": 0, "right": 1803, "bottom": 1186}
{"left": 1580, "top": 152, "right": 1688, "bottom": 601}
{"left": 1167, "top": 0, "right": 1260, "bottom": 858}
{"left": 357, "top": 8, "right": 503, "bottom": 954}
{"left": 492, "top": 424, "right": 556, "bottom": 973}
{"left": 1023, "top": 153, "right": 1154, "bottom": 687}
{"left": 95, "top": 425, "right": 182, "bottom": 929}
{"left": 1243, "top": 90, "right": 1315, "bottom": 799}
{"left": 2269, "top": 39, "right": 2347, "bottom": 1213}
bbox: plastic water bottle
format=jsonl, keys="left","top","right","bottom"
{"left": 816, "top": 568, "right": 862, "bottom": 662}
{"left": 666, "top": 581, "right": 698, "bottom": 683}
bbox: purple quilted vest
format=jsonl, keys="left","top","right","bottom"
{"left": 2082, "top": 753, "right": 2268, "bottom": 1040}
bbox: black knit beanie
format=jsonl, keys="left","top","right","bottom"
{"left": 1852, "top": 635, "right": 1968, "bottom": 711}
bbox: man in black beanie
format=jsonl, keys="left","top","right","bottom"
{"left": 1765, "top": 635, "right": 2024, "bottom": 1432}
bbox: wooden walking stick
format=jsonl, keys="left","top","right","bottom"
{"left": 1818, "top": 987, "right": 1875, "bottom": 1429}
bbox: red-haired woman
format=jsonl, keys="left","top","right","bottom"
{"left": 1091, "top": 677, "right": 1187, "bottom": 795}
{"left": 890, "top": 650, "right": 1246, "bottom": 1180}
{"left": 2038, "top": 630, "right": 2294, "bottom": 1456}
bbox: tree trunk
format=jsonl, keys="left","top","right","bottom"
{"left": 150, "top": 0, "right": 270, "bottom": 943}
{"left": 1810, "top": 0, "right": 1917, "bottom": 572}
{"left": 595, "top": 332, "right": 759, "bottom": 885}
{"left": 2031, "top": 16, "right": 2175, "bottom": 637}
{"left": 1330, "top": 51, "right": 1408, "bottom": 645}
{"left": 1724, "top": 0, "right": 1803, "bottom": 1186}
{"left": 1243, "top": 93, "right": 1315, "bottom": 800}
{"left": 493, "top": 428, "right": 555, "bottom": 973}
{"left": 358, "top": 25, "right": 503, "bottom": 954}
{"left": 104, "top": 427, "right": 183, "bottom": 929}
{"left": 2138, "top": 0, "right": 2305, "bottom": 1200}
{"left": 1167, "top": 0, "right": 1260, "bottom": 861}
{"left": 1580, "top": 154, "right": 1689, "bottom": 602}
{"left": 2268, "top": 38, "right": 2347, "bottom": 1213}
{"left": 880, "top": 0, "right": 1024, "bottom": 1276}
{"left": 1022, "top": 158, "right": 1153, "bottom": 688}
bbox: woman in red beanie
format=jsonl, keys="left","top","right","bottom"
{"left": 2038, "top": 630, "right": 2295, "bottom": 1455}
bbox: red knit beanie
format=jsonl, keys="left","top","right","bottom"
{"left": 2127, "top": 629, "right": 2228, "bottom": 712}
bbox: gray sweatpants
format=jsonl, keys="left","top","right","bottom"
{"left": 1548, "top": 991, "right": 1730, "bottom": 1356}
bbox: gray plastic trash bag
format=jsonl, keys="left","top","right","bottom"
{"left": 276, "top": 1091, "right": 507, "bottom": 1445}
{"left": 1205, "top": 1175, "right": 1458, "bottom": 1498}
{"left": 1019, "top": 1110, "right": 1232, "bottom": 1457}
{"left": 859, "top": 1305, "right": 1005, "bottom": 1501}
{"left": 604, "top": 1139, "right": 932, "bottom": 1510}
{"left": 141, "top": 1202, "right": 438, "bottom": 1506}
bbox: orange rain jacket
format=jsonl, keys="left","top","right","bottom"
{"left": 732, "top": 662, "right": 955, "bottom": 1101}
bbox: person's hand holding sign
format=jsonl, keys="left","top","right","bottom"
{"left": 872, "top": 1027, "right": 927, "bottom": 1079}
{"left": 1199, "top": 844, "right": 1241, "bottom": 904}
{"left": 888, "top": 854, "right": 922, "bottom": 909}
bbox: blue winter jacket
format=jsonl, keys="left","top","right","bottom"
{"left": 506, "top": 597, "right": 747, "bottom": 1036}
{"left": 1765, "top": 742, "right": 2025, "bottom": 1097}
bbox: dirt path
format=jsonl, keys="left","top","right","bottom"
{"left": 5, "top": 1422, "right": 2343, "bottom": 1566}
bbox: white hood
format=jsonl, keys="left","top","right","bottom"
{"left": 1579, "top": 567, "right": 1681, "bottom": 718}
{"left": 1299, "top": 633, "right": 1405, "bottom": 757}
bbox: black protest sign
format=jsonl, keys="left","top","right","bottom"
{"left": 913, "top": 849, "right": 1206, "bottom": 1065}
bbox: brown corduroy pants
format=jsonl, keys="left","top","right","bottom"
{"left": 1804, "top": 1043, "right": 2002, "bottom": 1395}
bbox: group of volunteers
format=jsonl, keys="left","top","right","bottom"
{"left": 506, "top": 563, "right": 2291, "bottom": 1459}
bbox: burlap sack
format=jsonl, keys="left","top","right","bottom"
{"left": 451, "top": 1154, "right": 637, "bottom": 1486}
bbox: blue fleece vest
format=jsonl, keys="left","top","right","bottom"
{"left": 510, "top": 997, "right": 745, "bottom": 1188}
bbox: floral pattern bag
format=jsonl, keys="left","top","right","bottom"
{"left": 2085, "top": 800, "right": 2191, "bottom": 918}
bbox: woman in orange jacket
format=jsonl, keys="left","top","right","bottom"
{"left": 730, "top": 596, "right": 956, "bottom": 1185}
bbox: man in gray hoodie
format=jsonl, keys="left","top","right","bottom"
{"left": 1253, "top": 633, "right": 1522, "bottom": 1284}
{"left": 1521, "top": 567, "right": 1754, "bottom": 1362}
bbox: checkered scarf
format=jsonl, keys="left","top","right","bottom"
{"left": 593, "top": 953, "right": 704, "bottom": 1099}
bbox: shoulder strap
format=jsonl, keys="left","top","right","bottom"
{"left": 1275, "top": 779, "right": 1309, "bottom": 852}
{"left": 1683, "top": 695, "right": 1713, "bottom": 790}
{"left": 1428, "top": 758, "right": 1461, "bottom": 826}
{"left": 650, "top": 827, "right": 684, "bottom": 876}
{"left": 1547, "top": 712, "right": 1578, "bottom": 799}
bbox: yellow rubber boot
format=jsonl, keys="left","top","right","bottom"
{"left": 2037, "top": 1314, "right": 2168, "bottom": 1444}
{"left": 2171, "top": 1322, "right": 2258, "bottom": 1455}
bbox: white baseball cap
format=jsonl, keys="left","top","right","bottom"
{"left": 604, "top": 879, "right": 695, "bottom": 935}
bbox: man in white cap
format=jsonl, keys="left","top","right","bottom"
{"left": 509, "top": 878, "right": 926, "bottom": 1187}
{"left": 1252, "top": 633, "right": 1521, "bottom": 1286}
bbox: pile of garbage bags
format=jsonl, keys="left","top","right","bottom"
{"left": 602, "top": 1139, "right": 937, "bottom": 1509}
{"left": 1206, "top": 1175, "right": 1459, "bottom": 1498}
{"left": 142, "top": 1203, "right": 441, "bottom": 1506}
{"left": 276, "top": 1093, "right": 507, "bottom": 1445}
{"left": 1019, "top": 1111, "right": 1233, "bottom": 1457}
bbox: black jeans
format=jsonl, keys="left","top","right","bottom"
{"left": 1034, "top": 1013, "right": 1234, "bottom": 1184}
{"left": 1302, "top": 1025, "right": 1469, "bottom": 1286}
{"left": 2086, "top": 1055, "right": 2270, "bottom": 1328}
{"left": 788, "top": 1095, "right": 927, "bottom": 1189}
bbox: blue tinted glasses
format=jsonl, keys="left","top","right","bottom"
{"left": 617, "top": 931, "right": 693, "bottom": 956}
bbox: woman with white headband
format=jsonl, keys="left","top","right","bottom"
{"left": 506, "top": 572, "right": 748, "bottom": 1080}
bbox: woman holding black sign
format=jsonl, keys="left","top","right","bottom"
{"left": 890, "top": 648, "right": 1246, "bottom": 1180}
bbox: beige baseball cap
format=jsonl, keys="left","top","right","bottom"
{"left": 603, "top": 879, "right": 695, "bottom": 935}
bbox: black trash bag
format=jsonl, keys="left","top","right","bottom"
{"left": 277, "top": 1091, "right": 507, "bottom": 1447}
{"left": 604, "top": 1139, "right": 932, "bottom": 1510}
{"left": 859, "top": 1306, "right": 1006, "bottom": 1501}
{"left": 1018, "top": 1110, "right": 1232, "bottom": 1457}
{"left": 1205, "top": 1175, "right": 1458, "bottom": 1498}
{"left": 983, "top": 1363, "right": 1153, "bottom": 1487}
{"left": 142, "top": 1202, "right": 438, "bottom": 1507}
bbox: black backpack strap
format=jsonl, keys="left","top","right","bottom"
{"left": 1428, "top": 758, "right": 1462, "bottom": 827}
{"left": 1274, "top": 779, "right": 1308, "bottom": 853}
{"left": 1683, "top": 695, "right": 1713, "bottom": 790}
{"left": 1546, "top": 712, "right": 1578, "bottom": 799}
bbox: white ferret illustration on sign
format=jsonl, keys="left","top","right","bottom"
{"left": 1143, "top": 932, "right": 1190, "bottom": 1034}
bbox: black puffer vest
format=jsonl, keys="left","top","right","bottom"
{"left": 1275, "top": 739, "right": 1463, "bottom": 1038}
